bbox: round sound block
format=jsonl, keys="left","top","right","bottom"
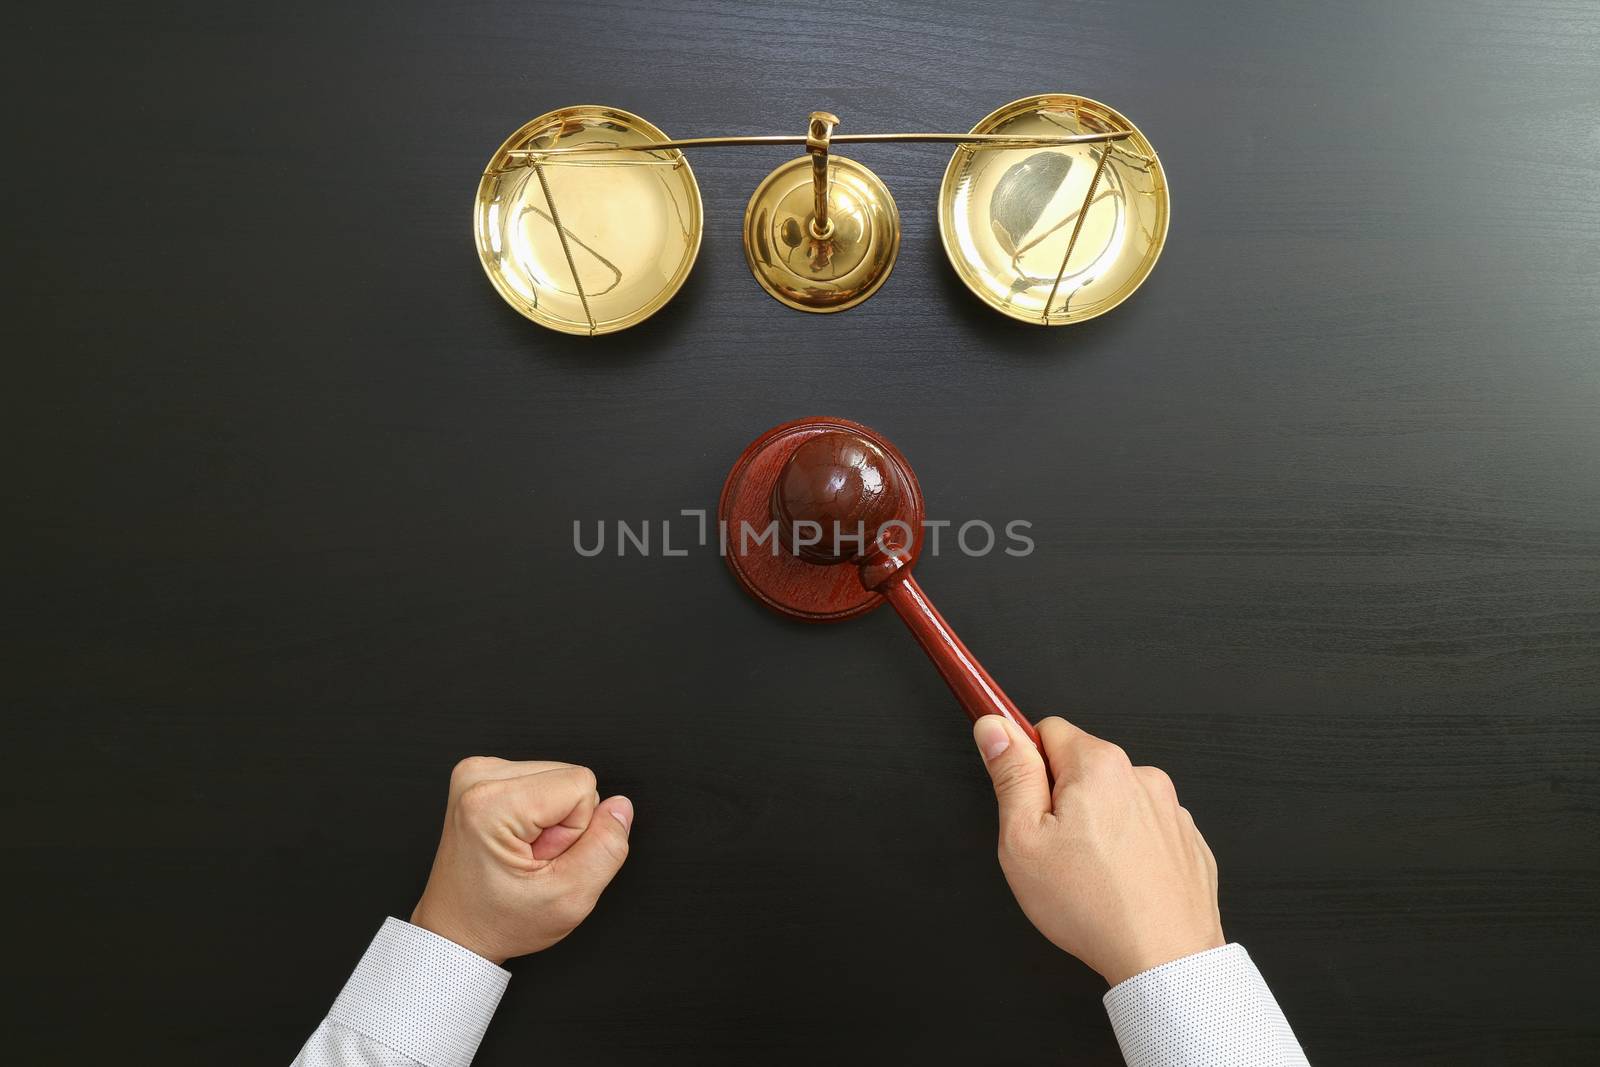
{"left": 719, "top": 417, "right": 924, "bottom": 622}
{"left": 475, "top": 105, "right": 704, "bottom": 335}
{"left": 743, "top": 157, "right": 900, "bottom": 313}
{"left": 939, "top": 94, "right": 1168, "bottom": 325}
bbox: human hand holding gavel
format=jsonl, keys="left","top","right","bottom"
{"left": 971, "top": 713, "right": 1224, "bottom": 985}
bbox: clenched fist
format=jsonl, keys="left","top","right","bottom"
{"left": 409, "top": 756, "right": 633, "bottom": 964}
{"left": 973, "top": 715, "right": 1223, "bottom": 986}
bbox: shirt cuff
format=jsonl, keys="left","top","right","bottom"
{"left": 1103, "top": 943, "right": 1308, "bottom": 1067}
{"left": 327, "top": 917, "right": 511, "bottom": 1067}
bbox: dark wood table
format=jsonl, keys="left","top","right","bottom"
{"left": 9, "top": 1, "right": 1598, "bottom": 1062}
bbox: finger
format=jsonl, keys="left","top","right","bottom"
{"left": 1037, "top": 716, "right": 1129, "bottom": 791}
{"left": 449, "top": 755, "right": 575, "bottom": 798}
{"left": 973, "top": 715, "right": 1051, "bottom": 829}
{"left": 459, "top": 765, "right": 599, "bottom": 845}
{"left": 529, "top": 812, "right": 591, "bottom": 862}
{"left": 552, "top": 794, "right": 633, "bottom": 894}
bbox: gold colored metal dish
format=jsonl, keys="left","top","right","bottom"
{"left": 939, "top": 94, "right": 1168, "bottom": 325}
{"left": 743, "top": 154, "right": 900, "bottom": 314}
{"left": 475, "top": 106, "right": 703, "bottom": 335}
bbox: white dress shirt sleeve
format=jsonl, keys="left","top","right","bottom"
{"left": 292, "top": 917, "right": 510, "bottom": 1067}
{"left": 1103, "top": 943, "right": 1309, "bottom": 1066}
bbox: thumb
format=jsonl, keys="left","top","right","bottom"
{"left": 973, "top": 716, "right": 1050, "bottom": 823}
{"left": 552, "top": 794, "right": 633, "bottom": 892}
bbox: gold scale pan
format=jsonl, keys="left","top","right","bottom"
{"left": 474, "top": 95, "right": 1169, "bottom": 336}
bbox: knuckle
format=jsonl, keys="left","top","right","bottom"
{"left": 1140, "top": 765, "right": 1176, "bottom": 797}
{"left": 604, "top": 828, "right": 630, "bottom": 862}
{"left": 990, "top": 760, "right": 1029, "bottom": 794}
{"left": 1088, "top": 740, "right": 1131, "bottom": 774}
{"left": 571, "top": 765, "right": 598, "bottom": 793}
{"left": 1035, "top": 717, "right": 1072, "bottom": 751}
{"left": 450, "top": 755, "right": 499, "bottom": 788}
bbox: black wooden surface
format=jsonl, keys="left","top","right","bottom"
{"left": 7, "top": 1, "right": 1599, "bottom": 1062}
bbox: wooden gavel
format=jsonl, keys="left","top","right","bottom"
{"left": 720, "top": 417, "right": 1041, "bottom": 749}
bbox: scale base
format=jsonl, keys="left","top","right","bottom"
{"left": 742, "top": 157, "right": 900, "bottom": 313}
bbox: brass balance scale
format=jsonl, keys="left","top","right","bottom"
{"left": 473, "top": 94, "right": 1168, "bottom": 335}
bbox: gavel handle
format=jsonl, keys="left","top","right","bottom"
{"left": 880, "top": 573, "right": 1043, "bottom": 750}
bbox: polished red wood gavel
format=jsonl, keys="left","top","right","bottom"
{"left": 720, "top": 417, "right": 1041, "bottom": 749}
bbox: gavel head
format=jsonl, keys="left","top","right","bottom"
{"left": 770, "top": 430, "right": 919, "bottom": 584}
{"left": 720, "top": 417, "right": 926, "bottom": 622}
